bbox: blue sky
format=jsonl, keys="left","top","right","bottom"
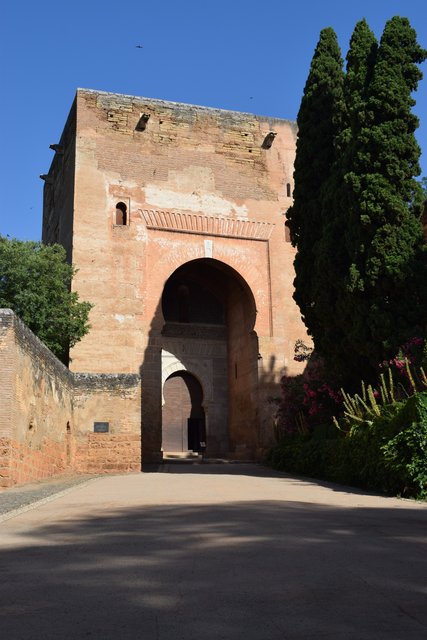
{"left": 1, "top": 0, "right": 426, "bottom": 241}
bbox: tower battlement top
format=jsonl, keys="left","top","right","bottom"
{"left": 76, "top": 87, "right": 296, "bottom": 129}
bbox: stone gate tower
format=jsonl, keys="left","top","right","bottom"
{"left": 42, "top": 88, "right": 306, "bottom": 464}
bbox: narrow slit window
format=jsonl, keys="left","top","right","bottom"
{"left": 286, "top": 183, "right": 292, "bottom": 198}
{"left": 115, "top": 202, "right": 128, "bottom": 225}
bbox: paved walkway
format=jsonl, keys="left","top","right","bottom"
{"left": 0, "top": 474, "right": 97, "bottom": 521}
{"left": 1, "top": 464, "right": 426, "bottom": 639}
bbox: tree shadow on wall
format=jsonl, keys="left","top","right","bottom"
{"left": 256, "top": 354, "right": 286, "bottom": 451}
{"left": 1, "top": 499, "right": 427, "bottom": 639}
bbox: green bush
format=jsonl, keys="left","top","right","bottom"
{"left": 382, "top": 394, "right": 427, "bottom": 498}
{"left": 268, "top": 392, "right": 427, "bottom": 499}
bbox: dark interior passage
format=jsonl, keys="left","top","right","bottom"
{"left": 162, "top": 265, "right": 225, "bottom": 325}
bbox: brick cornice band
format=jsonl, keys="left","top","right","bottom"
{"left": 140, "top": 209, "right": 274, "bottom": 240}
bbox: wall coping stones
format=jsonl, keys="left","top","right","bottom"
{"left": 0, "top": 310, "right": 141, "bottom": 391}
{"left": 1, "top": 309, "right": 74, "bottom": 388}
{"left": 74, "top": 373, "right": 141, "bottom": 391}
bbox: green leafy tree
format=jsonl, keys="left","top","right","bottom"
{"left": 0, "top": 236, "right": 92, "bottom": 362}
{"left": 286, "top": 27, "right": 345, "bottom": 343}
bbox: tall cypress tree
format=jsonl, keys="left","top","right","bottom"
{"left": 343, "top": 19, "right": 378, "bottom": 138}
{"left": 341, "top": 17, "right": 427, "bottom": 377}
{"left": 313, "top": 20, "right": 379, "bottom": 380}
{"left": 286, "top": 28, "right": 345, "bottom": 342}
{"left": 289, "top": 17, "right": 426, "bottom": 387}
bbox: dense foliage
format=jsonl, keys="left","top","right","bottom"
{"left": 287, "top": 17, "right": 427, "bottom": 386}
{"left": 286, "top": 28, "right": 345, "bottom": 345}
{"left": 272, "top": 17, "right": 427, "bottom": 499}
{"left": 0, "top": 236, "right": 92, "bottom": 362}
{"left": 269, "top": 385, "right": 427, "bottom": 499}
{"left": 313, "top": 20, "right": 379, "bottom": 381}
{"left": 340, "top": 17, "right": 427, "bottom": 380}
{"left": 278, "top": 349, "right": 342, "bottom": 434}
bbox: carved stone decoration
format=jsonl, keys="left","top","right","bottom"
{"left": 139, "top": 209, "right": 274, "bottom": 240}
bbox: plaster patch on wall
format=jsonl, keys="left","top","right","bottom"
{"left": 104, "top": 173, "right": 124, "bottom": 195}
{"left": 144, "top": 184, "right": 248, "bottom": 218}
{"left": 216, "top": 246, "right": 251, "bottom": 261}
{"left": 135, "top": 223, "right": 148, "bottom": 242}
{"left": 168, "top": 166, "right": 215, "bottom": 191}
{"left": 153, "top": 236, "right": 203, "bottom": 253}
{"left": 114, "top": 314, "right": 134, "bottom": 324}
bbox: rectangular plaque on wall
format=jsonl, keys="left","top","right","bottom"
{"left": 94, "top": 422, "right": 109, "bottom": 433}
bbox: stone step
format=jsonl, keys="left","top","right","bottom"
{"left": 163, "top": 451, "right": 202, "bottom": 461}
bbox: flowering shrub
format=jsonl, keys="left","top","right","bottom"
{"left": 277, "top": 343, "right": 342, "bottom": 435}
{"left": 303, "top": 382, "right": 342, "bottom": 418}
{"left": 384, "top": 336, "right": 424, "bottom": 369}
{"left": 380, "top": 337, "right": 426, "bottom": 396}
{"left": 269, "top": 391, "right": 427, "bottom": 498}
{"left": 277, "top": 337, "right": 427, "bottom": 437}
{"left": 277, "top": 374, "right": 305, "bottom": 434}
{"left": 269, "top": 338, "right": 427, "bottom": 498}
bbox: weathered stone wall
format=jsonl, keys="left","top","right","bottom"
{"left": 42, "top": 99, "right": 77, "bottom": 262}
{"left": 68, "top": 89, "right": 304, "bottom": 377}
{"left": 41, "top": 88, "right": 310, "bottom": 462}
{"left": 0, "top": 310, "right": 141, "bottom": 488}
{"left": 0, "top": 311, "right": 19, "bottom": 486}
{"left": 0, "top": 310, "right": 74, "bottom": 487}
{"left": 73, "top": 373, "right": 141, "bottom": 474}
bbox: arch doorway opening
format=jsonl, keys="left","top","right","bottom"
{"left": 162, "top": 371, "right": 206, "bottom": 453}
{"left": 157, "top": 258, "right": 258, "bottom": 459}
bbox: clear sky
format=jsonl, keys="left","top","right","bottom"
{"left": 1, "top": 0, "right": 427, "bottom": 241}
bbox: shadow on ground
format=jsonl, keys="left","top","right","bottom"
{"left": 1, "top": 492, "right": 427, "bottom": 639}
{"left": 146, "top": 461, "right": 392, "bottom": 497}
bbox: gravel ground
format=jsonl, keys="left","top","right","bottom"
{"left": 0, "top": 462, "right": 246, "bottom": 519}
{"left": 0, "top": 474, "right": 98, "bottom": 521}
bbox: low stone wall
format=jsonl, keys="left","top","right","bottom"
{"left": 0, "top": 310, "right": 74, "bottom": 487}
{"left": 73, "top": 374, "right": 141, "bottom": 474}
{"left": 3, "top": 437, "right": 69, "bottom": 488}
{"left": 0, "top": 310, "right": 141, "bottom": 488}
{"left": 77, "top": 434, "right": 141, "bottom": 474}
